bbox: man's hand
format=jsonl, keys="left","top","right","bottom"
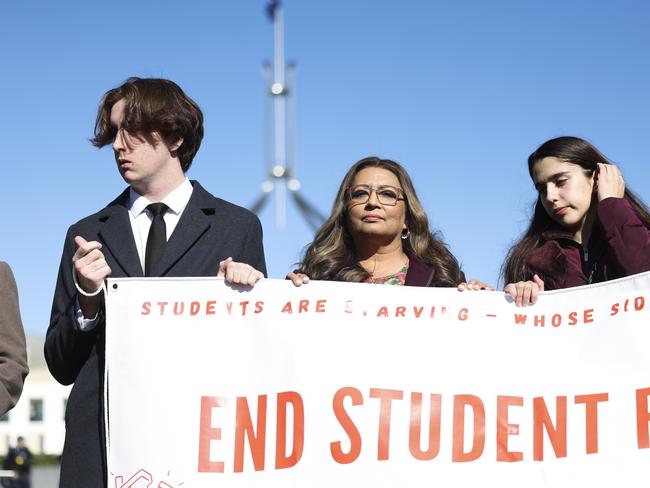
{"left": 73, "top": 236, "right": 111, "bottom": 319}
{"left": 218, "top": 257, "right": 264, "bottom": 287}
{"left": 73, "top": 236, "right": 112, "bottom": 293}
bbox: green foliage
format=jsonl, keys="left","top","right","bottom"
{"left": 31, "top": 454, "right": 59, "bottom": 466}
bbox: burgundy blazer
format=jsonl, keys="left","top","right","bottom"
{"left": 404, "top": 252, "right": 465, "bottom": 287}
{"left": 527, "top": 197, "right": 650, "bottom": 290}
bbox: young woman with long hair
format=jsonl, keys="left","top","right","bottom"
{"left": 502, "top": 136, "right": 650, "bottom": 305}
{"left": 289, "top": 156, "right": 485, "bottom": 289}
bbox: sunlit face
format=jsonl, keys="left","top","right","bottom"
{"left": 532, "top": 157, "right": 595, "bottom": 234}
{"left": 109, "top": 99, "right": 182, "bottom": 192}
{"left": 345, "top": 167, "right": 407, "bottom": 244}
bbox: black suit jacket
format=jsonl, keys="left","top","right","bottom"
{"left": 45, "top": 181, "right": 266, "bottom": 488}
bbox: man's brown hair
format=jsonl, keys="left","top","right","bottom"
{"left": 92, "top": 77, "right": 204, "bottom": 172}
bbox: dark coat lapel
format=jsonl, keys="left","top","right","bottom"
{"left": 152, "top": 181, "right": 215, "bottom": 277}
{"left": 404, "top": 252, "right": 434, "bottom": 287}
{"left": 97, "top": 189, "right": 144, "bottom": 278}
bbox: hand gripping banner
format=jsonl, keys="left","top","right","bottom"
{"left": 105, "top": 273, "right": 650, "bottom": 487}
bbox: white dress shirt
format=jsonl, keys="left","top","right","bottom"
{"left": 127, "top": 178, "right": 193, "bottom": 270}
{"left": 75, "top": 178, "right": 194, "bottom": 331}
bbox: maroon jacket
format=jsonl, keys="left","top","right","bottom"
{"left": 527, "top": 197, "right": 650, "bottom": 290}
{"left": 404, "top": 252, "right": 465, "bottom": 287}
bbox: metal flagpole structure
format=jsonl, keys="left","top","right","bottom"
{"left": 250, "top": 0, "right": 326, "bottom": 231}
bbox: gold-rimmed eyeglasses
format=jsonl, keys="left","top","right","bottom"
{"left": 347, "top": 185, "right": 405, "bottom": 206}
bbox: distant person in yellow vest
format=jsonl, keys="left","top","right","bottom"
{"left": 4, "top": 436, "right": 31, "bottom": 488}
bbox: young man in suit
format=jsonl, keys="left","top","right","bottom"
{"left": 45, "top": 78, "right": 266, "bottom": 487}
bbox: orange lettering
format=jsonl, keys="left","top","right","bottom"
{"left": 533, "top": 396, "right": 567, "bottom": 460}
{"left": 234, "top": 395, "right": 267, "bottom": 472}
{"left": 452, "top": 395, "right": 485, "bottom": 462}
{"left": 514, "top": 314, "right": 527, "bottom": 325}
{"left": 275, "top": 392, "right": 304, "bottom": 469}
{"left": 409, "top": 393, "right": 441, "bottom": 461}
{"left": 636, "top": 296, "right": 645, "bottom": 310}
{"left": 330, "top": 387, "right": 363, "bottom": 464}
{"left": 575, "top": 393, "right": 608, "bottom": 454}
{"left": 636, "top": 388, "right": 650, "bottom": 449}
{"left": 197, "top": 396, "right": 226, "bottom": 473}
{"left": 369, "top": 388, "right": 403, "bottom": 460}
{"left": 458, "top": 308, "right": 468, "bottom": 321}
{"left": 496, "top": 395, "right": 523, "bottom": 462}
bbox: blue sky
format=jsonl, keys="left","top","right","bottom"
{"left": 1, "top": 0, "right": 649, "bottom": 335}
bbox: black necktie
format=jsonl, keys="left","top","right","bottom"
{"left": 145, "top": 203, "right": 169, "bottom": 276}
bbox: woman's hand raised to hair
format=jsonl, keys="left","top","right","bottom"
{"left": 287, "top": 272, "right": 310, "bottom": 287}
{"left": 457, "top": 278, "right": 494, "bottom": 292}
{"left": 596, "top": 163, "right": 625, "bottom": 202}
{"left": 504, "top": 274, "right": 545, "bottom": 307}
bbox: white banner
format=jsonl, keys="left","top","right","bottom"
{"left": 105, "top": 274, "right": 650, "bottom": 487}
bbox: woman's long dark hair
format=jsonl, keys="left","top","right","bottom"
{"left": 297, "top": 157, "right": 463, "bottom": 286}
{"left": 502, "top": 136, "right": 650, "bottom": 284}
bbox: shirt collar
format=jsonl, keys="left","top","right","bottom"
{"left": 128, "top": 178, "right": 193, "bottom": 218}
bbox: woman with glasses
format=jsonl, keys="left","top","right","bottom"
{"left": 289, "top": 156, "right": 483, "bottom": 288}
